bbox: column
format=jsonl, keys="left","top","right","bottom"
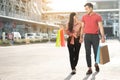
{"left": 118, "top": 0, "right": 120, "bottom": 40}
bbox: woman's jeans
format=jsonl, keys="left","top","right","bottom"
{"left": 67, "top": 37, "right": 81, "bottom": 70}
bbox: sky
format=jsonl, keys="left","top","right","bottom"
{"left": 48, "top": 0, "right": 87, "bottom": 12}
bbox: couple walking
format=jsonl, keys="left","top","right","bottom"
{"left": 65, "top": 3, "right": 105, "bottom": 75}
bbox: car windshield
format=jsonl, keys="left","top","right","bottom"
{"left": 36, "top": 33, "right": 40, "bottom": 36}
{"left": 27, "top": 34, "right": 33, "bottom": 36}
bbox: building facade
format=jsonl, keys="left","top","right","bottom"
{"left": 0, "top": 0, "right": 59, "bottom": 39}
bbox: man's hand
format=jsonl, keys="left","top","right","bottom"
{"left": 101, "top": 36, "right": 105, "bottom": 43}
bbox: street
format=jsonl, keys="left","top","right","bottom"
{"left": 0, "top": 40, "right": 120, "bottom": 80}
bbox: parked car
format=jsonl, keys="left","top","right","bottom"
{"left": 42, "top": 33, "right": 49, "bottom": 40}
{"left": 12, "top": 32, "right": 21, "bottom": 40}
{"left": 25, "top": 33, "right": 36, "bottom": 40}
{"left": 35, "top": 33, "right": 43, "bottom": 41}
{"left": 64, "top": 34, "right": 68, "bottom": 40}
{"left": 50, "top": 33, "right": 56, "bottom": 40}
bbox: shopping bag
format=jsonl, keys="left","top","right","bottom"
{"left": 60, "top": 29, "right": 65, "bottom": 47}
{"left": 100, "top": 45, "right": 110, "bottom": 64}
{"left": 96, "top": 45, "right": 110, "bottom": 64}
{"left": 96, "top": 46, "right": 100, "bottom": 64}
{"left": 56, "top": 29, "right": 65, "bottom": 47}
{"left": 56, "top": 30, "right": 60, "bottom": 47}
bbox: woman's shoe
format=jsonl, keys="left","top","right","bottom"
{"left": 71, "top": 71, "right": 76, "bottom": 75}
{"left": 71, "top": 69, "right": 76, "bottom": 75}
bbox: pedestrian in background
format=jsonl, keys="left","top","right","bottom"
{"left": 7, "top": 33, "right": 14, "bottom": 45}
{"left": 80, "top": 3, "right": 105, "bottom": 75}
{"left": 65, "top": 12, "right": 82, "bottom": 75}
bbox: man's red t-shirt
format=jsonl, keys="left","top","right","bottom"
{"left": 81, "top": 13, "right": 102, "bottom": 34}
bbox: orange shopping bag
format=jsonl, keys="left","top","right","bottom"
{"left": 60, "top": 29, "right": 65, "bottom": 47}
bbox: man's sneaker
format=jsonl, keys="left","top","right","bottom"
{"left": 86, "top": 69, "right": 92, "bottom": 75}
{"left": 95, "top": 65, "right": 100, "bottom": 72}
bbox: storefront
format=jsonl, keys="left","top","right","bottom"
{"left": 87, "top": 0, "right": 120, "bottom": 39}
{"left": 0, "top": 16, "right": 59, "bottom": 39}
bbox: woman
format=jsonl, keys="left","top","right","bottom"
{"left": 65, "top": 12, "right": 82, "bottom": 75}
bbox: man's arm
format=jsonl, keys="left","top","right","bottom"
{"left": 98, "top": 21, "right": 105, "bottom": 43}
{"left": 79, "top": 22, "right": 84, "bottom": 43}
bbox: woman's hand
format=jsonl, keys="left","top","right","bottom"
{"left": 72, "top": 33, "right": 77, "bottom": 38}
{"left": 79, "top": 37, "right": 83, "bottom": 43}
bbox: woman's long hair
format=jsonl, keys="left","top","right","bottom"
{"left": 68, "top": 12, "right": 76, "bottom": 32}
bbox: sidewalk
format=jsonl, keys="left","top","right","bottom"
{"left": 0, "top": 40, "right": 120, "bottom": 80}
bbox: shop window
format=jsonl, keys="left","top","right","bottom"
{"left": 106, "top": 20, "right": 113, "bottom": 26}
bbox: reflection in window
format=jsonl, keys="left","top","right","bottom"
{"left": 106, "top": 20, "right": 113, "bottom": 25}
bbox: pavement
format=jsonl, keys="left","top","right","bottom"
{"left": 0, "top": 40, "right": 120, "bottom": 80}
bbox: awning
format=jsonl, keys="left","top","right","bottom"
{"left": 0, "top": 15, "right": 59, "bottom": 28}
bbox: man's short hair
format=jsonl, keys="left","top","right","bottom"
{"left": 84, "top": 3, "right": 93, "bottom": 9}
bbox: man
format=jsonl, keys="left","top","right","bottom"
{"left": 80, "top": 3, "right": 105, "bottom": 75}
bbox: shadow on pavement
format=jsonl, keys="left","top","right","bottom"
{"left": 83, "top": 74, "right": 91, "bottom": 80}
{"left": 64, "top": 74, "right": 73, "bottom": 80}
{"left": 83, "top": 72, "right": 99, "bottom": 80}
{"left": 90, "top": 72, "right": 99, "bottom": 80}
